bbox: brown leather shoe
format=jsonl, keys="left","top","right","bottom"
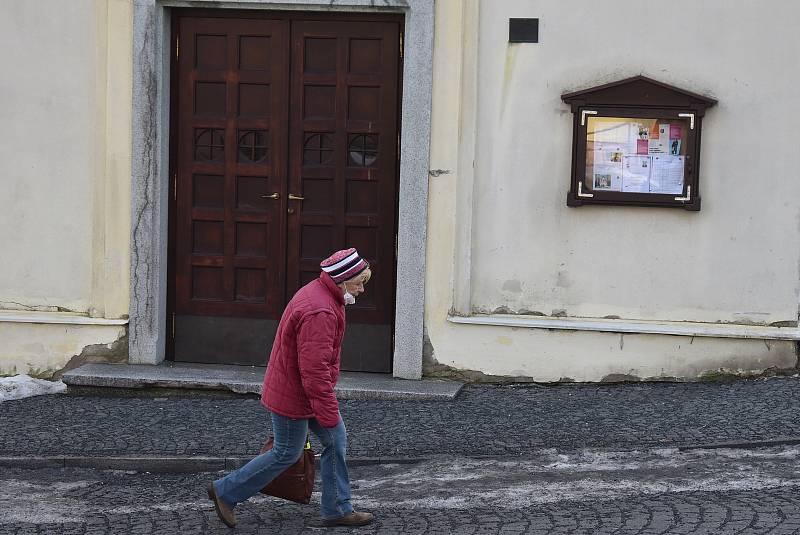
{"left": 207, "top": 483, "right": 236, "bottom": 528}
{"left": 322, "top": 511, "right": 375, "bottom": 527}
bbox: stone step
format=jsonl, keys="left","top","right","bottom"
{"left": 62, "top": 362, "right": 464, "bottom": 401}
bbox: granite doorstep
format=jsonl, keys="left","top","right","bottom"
{"left": 62, "top": 363, "right": 464, "bottom": 400}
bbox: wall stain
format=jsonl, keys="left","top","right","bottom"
{"left": 556, "top": 270, "right": 572, "bottom": 288}
{"left": 496, "top": 336, "right": 513, "bottom": 346}
{"left": 502, "top": 280, "right": 522, "bottom": 293}
{"left": 601, "top": 373, "right": 641, "bottom": 383}
{"left": 500, "top": 44, "right": 519, "bottom": 119}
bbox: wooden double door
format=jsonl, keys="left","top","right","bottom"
{"left": 169, "top": 11, "right": 401, "bottom": 372}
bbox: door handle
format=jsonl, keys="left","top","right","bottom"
{"left": 288, "top": 194, "right": 305, "bottom": 201}
{"left": 260, "top": 193, "right": 280, "bottom": 199}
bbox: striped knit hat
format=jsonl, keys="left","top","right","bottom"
{"left": 320, "top": 248, "right": 370, "bottom": 284}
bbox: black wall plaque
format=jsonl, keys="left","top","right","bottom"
{"left": 509, "top": 18, "right": 539, "bottom": 43}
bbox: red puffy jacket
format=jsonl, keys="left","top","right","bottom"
{"left": 261, "top": 273, "right": 345, "bottom": 428}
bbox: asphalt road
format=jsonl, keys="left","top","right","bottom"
{"left": 3, "top": 446, "right": 800, "bottom": 534}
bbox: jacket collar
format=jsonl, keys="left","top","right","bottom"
{"left": 320, "top": 272, "right": 345, "bottom": 306}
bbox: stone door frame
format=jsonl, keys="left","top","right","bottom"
{"left": 129, "top": 0, "right": 432, "bottom": 379}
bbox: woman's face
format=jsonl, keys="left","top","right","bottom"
{"left": 343, "top": 269, "right": 371, "bottom": 297}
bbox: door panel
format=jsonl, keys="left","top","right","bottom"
{"left": 175, "top": 316, "right": 279, "bottom": 365}
{"left": 174, "top": 18, "right": 289, "bottom": 364}
{"left": 286, "top": 21, "right": 400, "bottom": 373}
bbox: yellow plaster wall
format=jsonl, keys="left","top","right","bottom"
{"left": 423, "top": 0, "right": 798, "bottom": 381}
{"left": 0, "top": 0, "right": 133, "bottom": 376}
{"left": 93, "top": 0, "right": 133, "bottom": 320}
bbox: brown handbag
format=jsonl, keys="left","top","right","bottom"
{"left": 258, "top": 437, "right": 315, "bottom": 504}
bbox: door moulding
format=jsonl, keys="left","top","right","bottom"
{"left": 130, "top": 0, "right": 433, "bottom": 379}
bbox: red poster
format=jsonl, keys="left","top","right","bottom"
{"left": 637, "top": 139, "right": 648, "bottom": 155}
{"left": 670, "top": 124, "right": 682, "bottom": 140}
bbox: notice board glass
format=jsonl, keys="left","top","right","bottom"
{"left": 586, "top": 116, "right": 689, "bottom": 196}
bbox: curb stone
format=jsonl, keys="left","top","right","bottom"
{"left": 677, "top": 437, "right": 800, "bottom": 452}
{"left": 0, "top": 455, "right": 432, "bottom": 473}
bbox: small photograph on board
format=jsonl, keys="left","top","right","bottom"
{"left": 593, "top": 173, "right": 612, "bottom": 190}
{"left": 670, "top": 139, "right": 681, "bottom": 155}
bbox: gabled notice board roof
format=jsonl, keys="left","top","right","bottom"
{"left": 561, "top": 76, "right": 718, "bottom": 109}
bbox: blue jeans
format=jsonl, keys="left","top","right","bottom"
{"left": 213, "top": 412, "right": 354, "bottom": 520}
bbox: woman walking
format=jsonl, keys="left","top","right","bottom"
{"left": 207, "top": 248, "right": 374, "bottom": 528}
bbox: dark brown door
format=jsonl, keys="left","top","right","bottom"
{"left": 171, "top": 12, "right": 401, "bottom": 371}
{"left": 286, "top": 21, "right": 400, "bottom": 373}
{"left": 173, "top": 18, "right": 289, "bottom": 364}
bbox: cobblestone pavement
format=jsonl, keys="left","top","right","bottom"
{"left": 2, "top": 378, "right": 800, "bottom": 458}
{"left": 3, "top": 445, "right": 800, "bottom": 534}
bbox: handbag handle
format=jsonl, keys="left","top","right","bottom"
{"left": 260, "top": 435, "right": 313, "bottom": 455}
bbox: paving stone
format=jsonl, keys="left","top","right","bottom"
{"left": 12, "top": 458, "right": 800, "bottom": 534}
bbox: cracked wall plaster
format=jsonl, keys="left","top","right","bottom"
{"left": 0, "top": 324, "right": 126, "bottom": 379}
{"left": 55, "top": 335, "right": 129, "bottom": 380}
{"left": 0, "top": 302, "right": 79, "bottom": 313}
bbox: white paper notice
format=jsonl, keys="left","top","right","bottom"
{"left": 591, "top": 141, "right": 626, "bottom": 191}
{"left": 648, "top": 123, "right": 671, "bottom": 154}
{"left": 650, "top": 155, "right": 685, "bottom": 194}
{"left": 622, "top": 155, "right": 651, "bottom": 193}
{"left": 594, "top": 142, "right": 633, "bottom": 163}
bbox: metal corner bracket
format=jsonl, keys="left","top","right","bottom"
{"left": 675, "top": 185, "right": 691, "bottom": 202}
{"left": 577, "top": 182, "right": 594, "bottom": 198}
{"left": 678, "top": 112, "right": 695, "bottom": 129}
